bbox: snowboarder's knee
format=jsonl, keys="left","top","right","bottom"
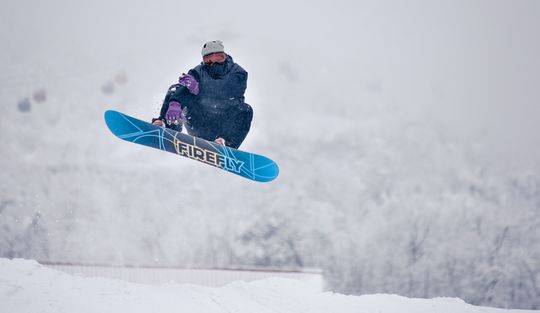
{"left": 239, "top": 103, "right": 253, "bottom": 123}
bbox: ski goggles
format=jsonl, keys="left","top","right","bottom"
{"left": 203, "top": 52, "right": 227, "bottom": 65}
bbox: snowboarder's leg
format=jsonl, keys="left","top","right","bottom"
{"left": 185, "top": 104, "right": 252, "bottom": 149}
{"left": 221, "top": 103, "right": 253, "bottom": 149}
{"left": 184, "top": 113, "right": 220, "bottom": 143}
{"left": 185, "top": 123, "right": 210, "bottom": 141}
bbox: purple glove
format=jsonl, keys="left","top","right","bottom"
{"left": 179, "top": 73, "right": 199, "bottom": 95}
{"left": 165, "top": 101, "right": 185, "bottom": 125}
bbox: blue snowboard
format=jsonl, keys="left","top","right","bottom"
{"left": 104, "top": 110, "right": 279, "bottom": 182}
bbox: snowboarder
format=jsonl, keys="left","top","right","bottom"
{"left": 152, "top": 40, "right": 253, "bottom": 149}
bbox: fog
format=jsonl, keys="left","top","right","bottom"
{"left": 1, "top": 0, "right": 539, "bottom": 309}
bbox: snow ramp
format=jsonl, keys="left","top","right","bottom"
{"left": 0, "top": 258, "right": 534, "bottom": 313}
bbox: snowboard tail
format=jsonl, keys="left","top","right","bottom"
{"left": 104, "top": 110, "right": 278, "bottom": 182}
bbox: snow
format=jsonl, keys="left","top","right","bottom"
{"left": 1, "top": 0, "right": 540, "bottom": 310}
{"left": 44, "top": 262, "right": 323, "bottom": 288}
{"left": 1, "top": 258, "right": 533, "bottom": 313}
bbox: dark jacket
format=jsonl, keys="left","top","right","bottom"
{"left": 158, "top": 55, "right": 253, "bottom": 148}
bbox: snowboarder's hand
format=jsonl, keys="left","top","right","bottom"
{"left": 179, "top": 73, "right": 199, "bottom": 95}
{"left": 165, "top": 101, "right": 184, "bottom": 125}
{"left": 152, "top": 119, "right": 164, "bottom": 126}
{"left": 214, "top": 137, "right": 226, "bottom": 146}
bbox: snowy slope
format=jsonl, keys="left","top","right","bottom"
{"left": 0, "top": 258, "right": 534, "bottom": 313}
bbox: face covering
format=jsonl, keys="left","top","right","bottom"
{"left": 207, "top": 62, "right": 227, "bottom": 78}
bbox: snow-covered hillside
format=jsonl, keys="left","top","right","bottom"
{"left": 0, "top": 258, "right": 534, "bottom": 313}
{"left": 1, "top": 0, "right": 540, "bottom": 310}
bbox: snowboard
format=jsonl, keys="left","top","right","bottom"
{"left": 104, "top": 110, "right": 279, "bottom": 182}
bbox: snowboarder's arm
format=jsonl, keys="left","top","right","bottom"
{"left": 168, "top": 84, "right": 196, "bottom": 111}
{"left": 167, "top": 69, "right": 200, "bottom": 109}
{"left": 155, "top": 84, "right": 181, "bottom": 122}
{"left": 153, "top": 67, "right": 199, "bottom": 122}
{"left": 179, "top": 72, "right": 199, "bottom": 95}
{"left": 227, "top": 69, "right": 247, "bottom": 100}
{"left": 187, "top": 69, "right": 200, "bottom": 81}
